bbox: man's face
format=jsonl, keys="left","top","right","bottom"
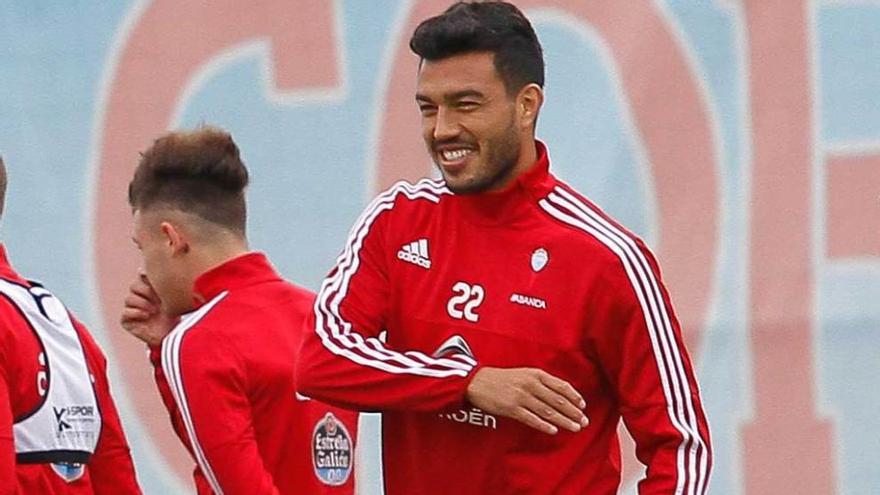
{"left": 131, "top": 209, "right": 192, "bottom": 315}
{"left": 416, "top": 51, "right": 522, "bottom": 194}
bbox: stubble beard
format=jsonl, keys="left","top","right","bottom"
{"left": 438, "top": 122, "right": 521, "bottom": 195}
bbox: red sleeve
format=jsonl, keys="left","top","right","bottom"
{"left": 151, "top": 345, "right": 214, "bottom": 489}
{"left": 297, "top": 191, "right": 477, "bottom": 412}
{"left": 74, "top": 321, "right": 142, "bottom": 495}
{"left": 0, "top": 334, "right": 18, "bottom": 495}
{"left": 161, "top": 324, "right": 280, "bottom": 495}
{"left": 149, "top": 345, "right": 192, "bottom": 457}
{"left": 590, "top": 241, "right": 712, "bottom": 495}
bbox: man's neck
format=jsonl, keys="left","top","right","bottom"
{"left": 513, "top": 138, "right": 538, "bottom": 178}
{"left": 194, "top": 240, "right": 249, "bottom": 279}
{"left": 187, "top": 236, "right": 249, "bottom": 302}
{"left": 487, "top": 138, "right": 538, "bottom": 193}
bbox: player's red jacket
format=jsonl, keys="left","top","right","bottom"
{"left": 298, "top": 142, "right": 712, "bottom": 494}
{"left": 0, "top": 245, "right": 142, "bottom": 495}
{"left": 150, "top": 252, "right": 358, "bottom": 495}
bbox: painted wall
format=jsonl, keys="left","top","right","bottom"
{"left": 1, "top": 1, "right": 877, "bottom": 493}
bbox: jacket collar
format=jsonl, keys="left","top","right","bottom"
{"left": 192, "top": 252, "right": 281, "bottom": 305}
{"left": 452, "top": 140, "right": 555, "bottom": 224}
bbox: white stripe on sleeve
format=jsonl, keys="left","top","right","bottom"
{"left": 161, "top": 292, "right": 229, "bottom": 495}
{"left": 314, "top": 179, "right": 476, "bottom": 378}
{"left": 540, "top": 186, "right": 709, "bottom": 495}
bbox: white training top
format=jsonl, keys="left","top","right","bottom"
{"left": 1, "top": 278, "right": 101, "bottom": 464}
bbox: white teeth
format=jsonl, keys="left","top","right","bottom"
{"left": 441, "top": 149, "right": 471, "bottom": 161}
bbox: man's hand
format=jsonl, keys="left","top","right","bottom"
{"left": 120, "top": 273, "right": 177, "bottom": 346}
{"left": 466, "top": 367, "right": 588, "bottom": 435}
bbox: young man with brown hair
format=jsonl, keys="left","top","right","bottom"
{"left": 297, "top": 2, "right": 712, "bottom": 494}
{"left": 0, "top": 156, "right": 142, "bottom": 494}
{"left": 120, "top": 128, "right": 357, "bottom": 494}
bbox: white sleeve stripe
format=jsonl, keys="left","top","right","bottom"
{"left": 450, "top": 353, "right": 478, "bottom": 366}
{"left": 319, "top": 192, "right": 467, "bottom": 377}
{"left": 162, "top": 332, "right": 222, "bottom": 494}
{"left": 314, "top": 180, "right": 473, "bottom": 378}
{"left": 541, "top": 198, "right": 694, "bottom": 495}
{"left": 399, "top": 349, "right": 473, "bottom": 371}
{"left": 327, "top": 181, "right": 445, "bottom": 284}
{"left": 316, "top": 181, "right": 468, "bottom": 376}
{"left": 550, "top": 186, "right": 710, "bottom": 495}
{"left": 541, "top": 189, "right": 709, "bottom": 495}
{"left": 334, "top": 330, "right": 443, "bottom": 370}
{"left": 161, "top": 292, "right": 229, "bottom": 495}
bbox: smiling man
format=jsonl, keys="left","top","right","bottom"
{"left": 297, "top": 2, "right": 712, "bottom": 494}
{"left": 417, "top": 49, "right": 530, "bottom": 194}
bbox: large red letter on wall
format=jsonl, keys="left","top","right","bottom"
{"left": 740, "top": 1, "right": 836, "bottom": 493}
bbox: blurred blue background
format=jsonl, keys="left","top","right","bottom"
{"left": 1, "top": 1, "right": 877, "bottom": 493}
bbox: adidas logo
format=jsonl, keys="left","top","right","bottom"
{"left": 397, "top": 238, "right": 431, "bottom": 269}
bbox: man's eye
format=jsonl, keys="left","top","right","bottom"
{"left": 457, "top": 101, "right": 480, "bottom": 110}
{"left": 419, "top": 105, "right": 437, "bottom": 115}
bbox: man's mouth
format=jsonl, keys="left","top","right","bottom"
{"left": 441, "top": 148, "right": 471, "bottom": 161}
{"left": 436, "top": 146, "right": 476, "bottom": 170}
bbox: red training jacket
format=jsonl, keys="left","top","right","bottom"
{"left": 150, "top": 252, "right": 358, "bottom": 495}
{"left": 0, "top": 244, "right": 142, "bottom": 495}
{"left": 298, "top": 142, "right": 712, "bottom": 494}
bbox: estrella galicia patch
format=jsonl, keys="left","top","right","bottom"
{"left": 51, "top": 462, "right": 85, "bottom": 483}
{"left": 312, "top": 412, "right": 353, "bottom": 486}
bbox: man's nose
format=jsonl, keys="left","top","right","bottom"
{"left": 433, "top": 107, "right": 460, "bottom": 142}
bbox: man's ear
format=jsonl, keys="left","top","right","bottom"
{"left": 159, "top": 221, "right": 189, "bottom": 256}
{"left": 516, "top": 83, "right": 544, "bottom": 131}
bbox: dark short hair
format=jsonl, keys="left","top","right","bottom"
{"left": 409, "top": 1, "right": 544, "bottom": 94}
{"left": 128, "top": 127, "right": 249, "bottom": 233}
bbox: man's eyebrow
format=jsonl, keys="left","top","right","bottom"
{"left": 415, "top": 89, "right": 486, "bottom": 103}
{"left": 446, "top": 90, "right": 485, "bottom": 101}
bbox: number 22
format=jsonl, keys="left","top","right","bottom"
{"left": 447, "top": 282, "right": 484, "bottom": 322}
